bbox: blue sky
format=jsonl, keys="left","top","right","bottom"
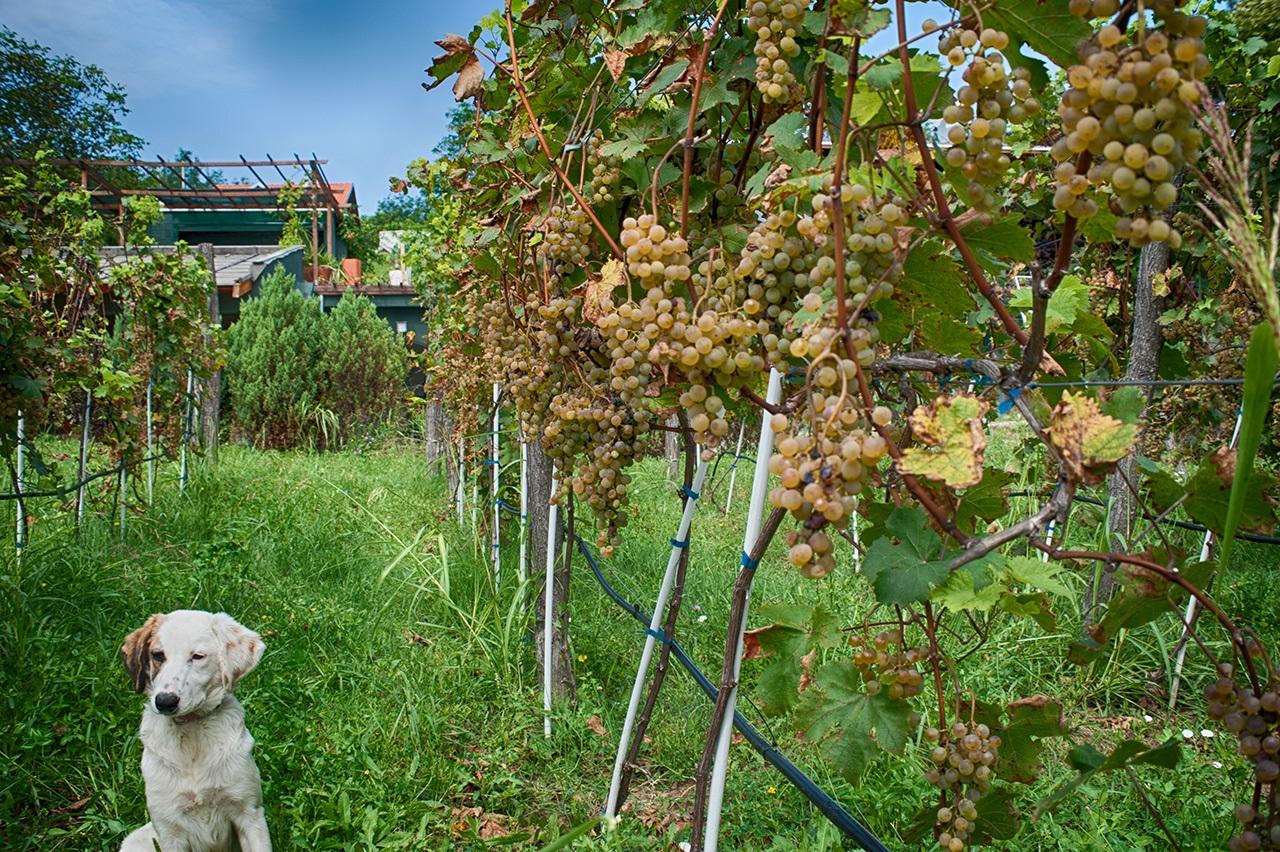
{"left": 0, "top": 0, "right": 949, "bottom": 213}
{"left": 0, "top": 0, "right": 497, "bottom": 212}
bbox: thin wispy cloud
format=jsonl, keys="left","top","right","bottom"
{"left": 0, "top": 0, "right": 269, "bottom": 95}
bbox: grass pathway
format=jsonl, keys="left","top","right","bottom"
{"left": 0, "top": 445, "right": 1262, "bottom": 849}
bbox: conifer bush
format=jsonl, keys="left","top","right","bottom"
{"left": 226, "top": 268, "right": 406, "bottom": 449}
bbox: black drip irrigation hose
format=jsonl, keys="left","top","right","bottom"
{"left": 572, "top": 532, "right": 891, "bottom": 852}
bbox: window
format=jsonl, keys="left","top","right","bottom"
{"left": 396, "top": 321, "right": 408, "bottom": 334}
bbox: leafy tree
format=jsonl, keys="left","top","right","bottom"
{"left": 0, "top": 27, "right": 143, "bottom": 160}
{"left": 432, "top": 103, "right": 475, "bottom": 159}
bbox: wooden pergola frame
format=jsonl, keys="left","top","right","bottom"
{"left": 0, "top": 153, "right": 352, "bottom": 281}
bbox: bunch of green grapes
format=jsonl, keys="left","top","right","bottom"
{"left": 586, "top": 130, "right": 622, "bottom": 205}
{"left": 1051, "top": 0, "right": 1209, "bottom": 246}
{"left": 1205, "top": 664, "right": 1280, "bottom": 850}
{"left": 937, "top": 25, "right": 1042, "bottom": 211}
{"left": 850, "top": 629, "right": 927, "bottom": 700}
{"left": 747, "top": 0, "right": 805, "bottom": 105}
{"left": 620, "top": 214, "right": 692, "bottom": 292}
{"left": 540, "top": 204, "right": 593, "bottom": 278}
{"left": 767, "top": 401, "right": 892, "bottom": 578}
{"left": 923, "top": 721, "right": 1002, "bottom": 851}
{"left": 482, "top": 294, "right": 566, "bottom": 441}
{"left": 596, "top": 279, "right": 761, "bottom": 457}
{"left": 542, "top": 389, "right": 653, "bottom": 551}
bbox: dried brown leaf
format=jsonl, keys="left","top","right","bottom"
{"left": 604, "top": 49, "right": 627, "bottom": 82}
{"left": 453, "top": 55, "right": 485, "bottom": 102}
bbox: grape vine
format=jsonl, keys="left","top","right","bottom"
{"left": 418, "top": 0, "right": 1278, "bottom": 846}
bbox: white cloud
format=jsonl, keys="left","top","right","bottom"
{"left": 0, "top": 0, "right": 271, "bottom": 95}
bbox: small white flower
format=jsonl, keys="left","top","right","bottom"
{"left": 604, "top": 815, "right": 622, "bottom": 831}
{"left": 1143, "top": 714, "right": 1153, "bottom": 722}
{"left": 693, "top": 604, "right": 702, "bottom": 612}
{"left": 698, "top": 614, "right": 708, "bottom": 623}
{"left": 1201, "top": 729, "right": 1215, "bottom": 738}
{"left": 1182, "top": 729, "right": 1195, "bottom": 739}
{"left": 1212, "top": 761, "right": 1224, "bottom": 769}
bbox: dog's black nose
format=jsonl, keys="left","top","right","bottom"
{"left": 154, "top": 692, "right": 180, "bottom": 714}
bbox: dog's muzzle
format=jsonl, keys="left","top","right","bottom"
{"left": 154, "top": 692, "right": 180, "bottom": 715}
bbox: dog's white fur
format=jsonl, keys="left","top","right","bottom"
{"left": 119, "top": 610, "right": 271, "bottom": 852}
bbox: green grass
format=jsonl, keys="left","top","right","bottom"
{"left": 0, "top": 440, "right": 1270, "bottom": 849}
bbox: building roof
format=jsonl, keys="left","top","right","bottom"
{"left": 99, "top": 244, "right": 304, "bottom": 298}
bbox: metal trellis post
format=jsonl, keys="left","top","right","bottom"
{"left": 1169, "top": 409, "right": 1244, "bottom": 709}
{"left": 543, "top": 467, "right": 560, "bottom": 738}
{"left": 606, "top": 458, "right": 709, "bottom": 817}
{"left": 492, "top": 383, "right": 501, "bottom": 584}
{"left": 15, "top": 410, "right": 24, "bottom": 564}
{"left": 77, "top": 392, "right": 92, "bottom": 526}
{"left": 146, "top": 374, "right": 154, "bottom": 505}
{"left": 180, "top": 368, "right": 194, "bottom": 493}
{"left": 518, "top": 433, "right": 529, "bottom": 585}
{"left": 705, "top": 368, "right": 783, "bottom": 850}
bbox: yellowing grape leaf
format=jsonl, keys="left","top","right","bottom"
{"left": 584, "top": 259, "right": 624, "bottom": 324}
{"left": 898, "top": 394, "right": 989, "bottom": 489}
{"left": 1046, "top": 391, "right": 1137, "bottom": 484}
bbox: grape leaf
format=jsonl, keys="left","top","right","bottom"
{"left": 899, "top": 394, "right": 989, "bottom": 488}
{"left": 960, "top": 215, "right": 1035, "bottom": 262}
{"left": 1145, "top": 453, "right": 1278, "bottom": 537}
{"left": 956, "top": 469, "right": 1013, "bottom": 532}
{"left": 1004, "top": 556, "right": 1072, "bottom": 598}
{"left": 863, "top": 507, "right": 950, "bottom": 605}
{"left": 1101, "top": 385, "right": 1146, "bottom": 425}
{"left": 638, "top": 60, "right": 689, "bottom": 105}
{"left": 747, "top": 604, "right": 842, "bottom": 716}
{"left": 1036, "top": 738, "right": 1180, "bottom": 817}
{"left": 971, "top": 786, "right": 1022, "bottom": 842}
{"left": 766, "top": 112, "right": 810, "bottom": 152}
{"left": 795, "top": 661, "right": 912, "bottom": 782}
{"left": 1220, "top": 324, "right": 1280, "bottom": 571}
{"left": 1046, "top": 391, "right": 1137, "bottom": 484}
{"left": 932, "top": 569, "right": 1006, "bottom": 612}
{"left": 864, "top": 540, "right": 951, "bottom": 604}
{"left": 1000, "top": 696, "right": 1069, "bottom": 783}
{"left": 980, "top": 0, "right": 1094, "bottom": 69}
{"left": 885, "top": 505, "right": 942, "bottom": 558}
{"left": 583, "top": 260, "right": 624, "bottom": 324}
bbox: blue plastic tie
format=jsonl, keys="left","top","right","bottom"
{"left": 741, "top": 551, "right": 760, "bottom": 570}
{"left": 997, "top": 386, "right": 1022, "bottom": 415}
{"left": 482, "top": 458, "right": 499, "bottom": 465}
{"left": 670, "top": 537, "right": 690, "bottom": 549}
{"left": 644, "top": 626, "right": 670, "bottom": 644}
{"left": 681, "top": 485, "right": 700, "bottom": 500}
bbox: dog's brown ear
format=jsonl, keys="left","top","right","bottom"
{"left": 214, "top": 613, "right": 264, "bottom": 689}
{"left": 121, "top": 614, "right": 165, "bottom": 694}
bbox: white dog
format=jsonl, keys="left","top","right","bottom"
{"left": 119, "top": 610, "right": 271, "bottom": 852}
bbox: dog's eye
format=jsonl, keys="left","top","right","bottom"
{"left": 190, "top": 652, "right": 206, "bottom": 661}
{"left": 152, "top": 651, "right": 166, "bottom": 663}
